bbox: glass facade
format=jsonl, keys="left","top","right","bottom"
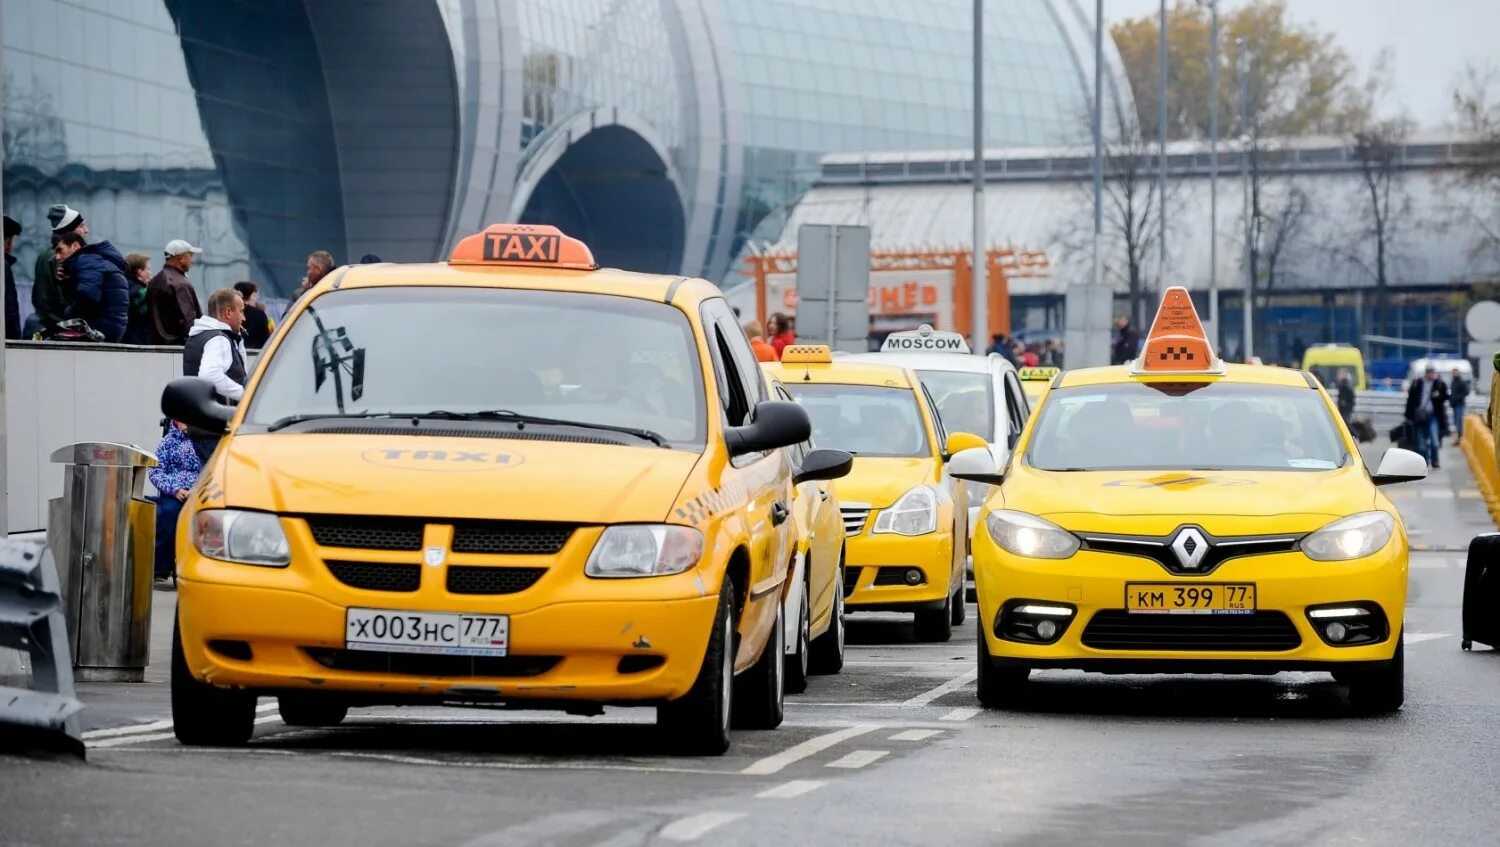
{"left": 3, "top": 0, "right": 1117, "bottom": 314}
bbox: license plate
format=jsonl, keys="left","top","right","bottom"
{"left": 1125, "top": 583, "right": 1256, "bottom": 614}
{"left": 345, "top": 608, "right": 509, "bottom": 656}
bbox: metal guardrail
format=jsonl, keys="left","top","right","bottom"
{"left": 1350, "top": 390, "right": 1488, "bottom": 437}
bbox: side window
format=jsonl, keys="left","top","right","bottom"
{"left": 712, "top": 327, "right": 753, "bottom": 426}
{"left": 775, "top": 385, "right": 810, "bottom": 465}
{"left": 920, "top": 384, "right": 948, "bottom": 450}
{"left": 702, "top": 298, "right": 766, "bottom": 420}
{"left": 1002, "top": 374, "right": 1027, "bottom": 446}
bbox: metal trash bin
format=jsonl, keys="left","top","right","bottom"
{"left": 46, "top": 442, "right": 158, "bottom": 683}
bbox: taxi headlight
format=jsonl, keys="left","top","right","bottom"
{"left": 1300, "top": 512, "right": 1395, "bottom": 561}
{"left": 191, "top": 509, "right": 290, "bottom": 567}
{"left": 986, "top": 510, "right": 1079, "bottom": 559}
{"left": 872, "top": 486, "right": 939, "bottom": 536}
{"left": 585, "top": 525, "right": 705, "bottom": 578}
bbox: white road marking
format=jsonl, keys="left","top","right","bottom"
{"left": 826, "top": 749, "right": 888, "bottom": 769}
{"left": 83, "top": 702, "right": 276, "bottom": 740}
{"left": 659, "top": 811, "right": 746, "bottom": 842}
{"left": 1405, "top": 631, "right": 1452, "bottom": 645}
{"left": 939, "top": 707, "right": 981, "bottom": 722}
{"left": 87, "top": 714, "right": 281, "bottom": 749}
{"left": 740, "top": 724, "right": 878, "bottom": 776}
{"left": 901, "top": 668, "right": 977, "bottom": 707}
{"left": 756, "top": 780, "right": 827, "bottom": 799}
{"left": 1419, "top": 489, "right": 1456, "bottom": 499}
{"left": 889, "top": 729, "right": 941, "bottom": 742}
{"left": 1409, "top": 558, "right": 1451, "bottom": 569}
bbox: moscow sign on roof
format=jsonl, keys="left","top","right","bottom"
{"left": 880, "top": 324, "right": 971, "bottom": 353}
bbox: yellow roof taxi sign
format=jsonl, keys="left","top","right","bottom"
{"left": 880, "top": 324, "right": 971, "bottom": 353}
{"left": 449, "top": 223, "right": 597, "bottom": 270}
{"left": 781, "top": 344, "right": 835, "bottom": 364}
{"left": 1131, "top": 286, "right": 1224, "bottom": 376}
{"left": 1017, "top": 366, "right": 1060, "bottom": 382}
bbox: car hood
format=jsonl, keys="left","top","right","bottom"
{"left": 216, "top": 433, "right": 700, "bottom": 523}
{"left": 1002, "top": 464, "right": 1375, "bottom": 535}
{"left": 837, "top": 456, "right": 938, "bottom": 508}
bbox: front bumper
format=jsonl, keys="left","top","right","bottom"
{"left": 176, "top": 553, "right": 720, "bottom": 705}
{"left": 844, "top": 531, "right": 956, "bottom": 609}
{"left": 974, "top": 537, "right": 1407, "bottom": 669}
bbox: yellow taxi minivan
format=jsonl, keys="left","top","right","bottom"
{"left": 952, "top": 288, "right": 1428, "bottom": 713}
{"left": 765, "top": 346, "right": 985, "bottom": 642}
{"left": 161, "top": 224, "right": 837, "bottom": 756}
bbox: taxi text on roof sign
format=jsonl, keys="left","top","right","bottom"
{"left": 880, "top": 324, "right": 971, "bottom": 353}
{"left": 1132, "top": 286, "right": 1223, "bottom": 375}
{"left": 448, "top": 223, "right": 597, "bottom": 270}
{"left": 1017, "top": 366, "right": 1060, "bottom": 381}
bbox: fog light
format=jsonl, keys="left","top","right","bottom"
{"left": 905, "top": 568, "right": 923, "bottom": 586}
{"left": 1325, "top": 622, "right": 1348, "bottom": 643}
{"left": 1035, "top": 619, "right": 1058, "bottom": 641}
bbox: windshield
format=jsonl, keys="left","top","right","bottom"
{"left": 915, "top": 370, "right": 994, "bottom": 441}
{"left": 781, "top": 384, "right": 931, "bottom": 458}
{"left": 1026, "top": 382, "right": 1348, "bottom": 472}
{"left": 244, "top": 287, "right": 706, "bottom": 448}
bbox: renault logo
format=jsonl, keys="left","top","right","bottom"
{"left": 1169, "top": 527, "right": 1209, "bottom": 570}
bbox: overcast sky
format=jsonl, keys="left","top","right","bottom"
{"left": 1096, "top": 0, "right": 1499, "bottom": 129}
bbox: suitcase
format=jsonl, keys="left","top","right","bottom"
{"left": 1389, "top": 421, "right": 1419, "bottom": 452}
{"left": 1351, "top": 417, "right": 1376, "bottom": 443}
{"left": 1462, "top": 533, "right": 1500, "bottom": 650}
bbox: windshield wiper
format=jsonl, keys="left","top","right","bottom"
{"left": 267, "top": 411, "right": 388, "bottom": 432}
{"left": 409, "top": 410, "right": 669, "bottom": 448}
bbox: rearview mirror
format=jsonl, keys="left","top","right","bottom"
{"left": 161, "top": 378, "right": 234, "bottom": 435}
{"left": 943, "top": 431, "right": 988, "bottom": 460}
{"left": 794, "top": 448, "right": 853, "bottom": 485}
{"left": 1371, "top": 447, "right": 1427, "bottom": 485}
{"left": 726, "top": 401, "right": 812, "bottom": 457}
{"left": 948, "top": 446, "right": 1007, "bottom": 485}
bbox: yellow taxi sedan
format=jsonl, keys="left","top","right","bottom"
{"left": 161, "top": 223, "right": 813, "bottom": 755}
{"left": 952, "top": 288, "right": 1427, "bottom": 712}
{"left": 765, "top": 346, "right": 985, "bottom": 642}
{"left": 1016, "top": 366, "right": 1059, "bottom": 418}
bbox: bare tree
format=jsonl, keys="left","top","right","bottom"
{"left": 1347, "top": 119, "right": 1413, "bottom": 342}
{"left": 1261, "top": 184, "right": 1311, "bottom": 295}
{"left": 1450, "top": 63, "right": 1500, "bottom": 268}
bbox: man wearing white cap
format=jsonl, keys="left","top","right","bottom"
{"left": 147, "top": 238, "right": 204, "bottom": 345}
{"left": 31, "top": 203, "right": 87, "bottom": 330}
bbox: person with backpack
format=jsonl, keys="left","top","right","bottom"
{"left": 123, "top": 252, "right": 153, "bottom": 344}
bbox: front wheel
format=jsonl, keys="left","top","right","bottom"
{"left": 976, "top": 629, "right": 1030, "bottom": 709}
{"left": 785, "top": 583, "right": 811, "bottom": 695}
{"left": 278, "top": 695, "right": 349, "bottom": 727}
{"left": 172, "top": 622, "right": 256, "bottom": 746}
{"left": 1345, "top": 634, "right": 1404, "bottom": 714}
{"left": 658, "top": 583, "right": 735, "bottom": 755}
{"left": 949, "top": 583, "right": 967, "bottom": 625}
{"left": 914, "top": 594, "right": 954, "bottom": 642}
{"left": 809, "top": 565, "right": 846, "bottom": 674}
{"left": 733, "top": 600, "right": 786, "bottom": 730}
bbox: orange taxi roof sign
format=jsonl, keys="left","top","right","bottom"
{"left": 449, "top": 224, "right": 596, "bottom": 270}
{"left": 1134, "top": 286, "right": 1221, "bottom": 374}
{"left": 780, "top": 344, "right": 833, "bottom": 364}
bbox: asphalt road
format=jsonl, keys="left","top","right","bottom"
{"left": 3, "top": 440, "right": 1498, "bottom": 846}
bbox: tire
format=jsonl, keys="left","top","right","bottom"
{"left": 1345, "top": 633, "right": 1405, "bottom": 714}
{"left": 278, "top": 694, "right": 349, "bottom": 727}
{"left": 949, "top": 583, "right": 967, "bottom": 626}
{"left": 732, "top": 598, "right": 785, "bottom": 730}
{"left": 172, "top": 621, "right": 256, "bottom": 746}
{"left": 809, "top": 564, "right": 846, "bottom": 675}
{"left": 914, "top": 593, "right": 954, "bottom": 642}
{"left": 976, "top": 629, "right": 1030, "bottom": 709}
{"left": 785, "top": 580, "right": 811, "bottom": 695}
{"left": 659, "top": 582, "right": 735, "bottom": 755}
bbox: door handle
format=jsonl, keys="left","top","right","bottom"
{"left": 771, "top": 501, "right": 790, "bottom": 526}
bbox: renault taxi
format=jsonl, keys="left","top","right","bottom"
{"left": 162, "top": 224, "right": 815, "bottom": 755}
{"left": 764, "top": 346, "right": 984, "bottom": 642}
{"left": 953, "top": 288, "right": 1427, "bottom": 712}
{"left": 1017, "top": 366, "right": 1060, "bottom": 415}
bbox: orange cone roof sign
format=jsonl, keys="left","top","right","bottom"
{"left": 449, "top": 224, "right": 596, "bottom": 270}
{"left": 1132, "top": 286, "right": 1223, "bottom": 375}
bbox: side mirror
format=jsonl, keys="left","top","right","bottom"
{"left": 943, "top": 431, "right": 988, "bottom": 460}
{"left": 949, "top": 446, "right": 1008, "bottom": 485}
{"left": 794, "top": 448, "right": 853, "bottom": 485}
{"left": 1371, "top": 447, "right": 1428, "bottom": 485}
{"left": 162, "top": 378, "right": 234, "bottom": 435}
{"left": 726, "top": 401, "right": 812, "bottom": 457}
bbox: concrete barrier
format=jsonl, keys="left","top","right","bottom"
{"left": 1460, "top": 413, "right": 1500, "bottom": 529}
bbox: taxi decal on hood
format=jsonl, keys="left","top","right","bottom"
{"left": 361, "top": 447, "right": 526, "bottom": 471}
{"left": 1102, "top": 474, "right": 1258, "bottom": 489}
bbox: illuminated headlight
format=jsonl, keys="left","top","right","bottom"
{"left": 585, "top": 525, "right": 704, "bottom": 578}
{"left": 985, "top": 510, "right": 1079, "bottom": 559}
{"left": 1300, "top": 512, "right": 1394, "bottom": 561}
{"left": 872, "top": 486, "right": 939, "bottom": 536}
{"left": 191, "top": 509, "right": 290, "bottom": 567}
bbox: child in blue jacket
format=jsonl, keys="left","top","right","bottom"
{"left": 148, "top": 421, "right": 202, "bottom": 585}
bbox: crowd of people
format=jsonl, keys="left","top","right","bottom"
{"left": 1, "top": 202, "right": 357, "bottom": 350}
{"left": 742, "top": 311, "right": 799, "bottom": 362}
